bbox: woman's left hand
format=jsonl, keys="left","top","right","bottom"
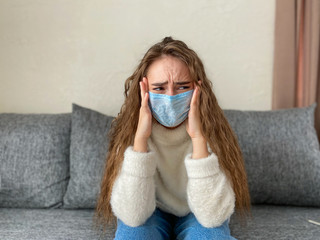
{"left": 186, "top": 81, "right": 209, "bottom": 159}
{"left": 186, "top": 82, "right": 204, "bottom": 140}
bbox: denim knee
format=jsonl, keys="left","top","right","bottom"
{"left": 114, "top": 208, "right": 173, "bottom": 240}
{"left": 175, "top": 214, "right": 236, "bottom": 240}
{"left": 114, "top": 219, "right": 163, "bottom": 240}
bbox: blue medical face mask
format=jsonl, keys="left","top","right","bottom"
{"left": 148, "top": 89, "right": 194, "bottom": 127}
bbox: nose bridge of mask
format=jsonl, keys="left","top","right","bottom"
{"left": 150, "top": 89, "right": 193, "bottom": 100}
{"left": 149, "top": 90, "right": 193, "bottom": 106}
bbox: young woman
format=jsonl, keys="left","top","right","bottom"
{"left": 94, "top": 37, "right": 251, "bottom": 240}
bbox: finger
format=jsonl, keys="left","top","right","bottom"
{"left": 141, "top": 77, "right": 150, "bottom": 108}
{"left": 142, "top": 77, "right": 147, "bottom": 94}
{"left": 143, "top": 77, "right": 149, "bottom": 92}
{"left": 140, "top": 78, "right": 146, "bottom": 99}
{"left": 190, "top": 86, "right": 198, "bottom": 108}
{"left": 141, "top": 92, "right": 150, "bottom": 110}
{"left": 139, "top": 82, "right": 143, "bottom": 100}
{"left": 143, "top": 92, "right": 149, "bottom": 108}
{"left": 195, "top": 85, "right": 201, "bottom": 106}
{"left": 140, "top": 81, "right": 149, "bottom": 108}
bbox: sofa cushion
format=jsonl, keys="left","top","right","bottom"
{"left": 224, "top": 102, "right": 320, "bottom": 206}
{"left": 0, "top": 205, "right": 319, "bottom": 240}
{"left": 0, "top": 208, "right": 115, "bottom": 240}
{"left": 0, "top": 113, "right": 71, "bottom": 208}
{"left": 229, "top": 204, "right": 320, "bottom": 239}
{"left": 62, "top": 103, "right": 114, "bottom": 208}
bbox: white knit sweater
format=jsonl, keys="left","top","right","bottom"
{"left": 110, "top": 118, "right": 235, "bottom": 228}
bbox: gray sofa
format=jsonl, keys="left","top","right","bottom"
{"left": 1, "top": 103, "right": 320, "bottom": 240}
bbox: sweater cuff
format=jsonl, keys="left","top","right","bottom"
{"left": 122, "top": 146, "right": 157, "bottom": 178}
{"left": 184, "top": 151, "right": 220, "bottom": 178}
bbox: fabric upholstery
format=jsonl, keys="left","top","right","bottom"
{"left": 1, "top": 103, "right": 320, "bottom": 239}
{"left": 229, "top": 204, "right": 320, "bottom": 239}
{"left": 0, "top": 113, "right": 71, "bottom": 208}
{"left": 0, "top": 208, "right": 115, "bottom": 240}
{"left": 1, "top": 205, "right": 319, "bottom": 240}
{"left": 62, "top": 103, "right": 114, "bottom": 208}
{"left": 224, "top": 102, "right": 320, "bottom": 206}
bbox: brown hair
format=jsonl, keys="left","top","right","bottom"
{"left": 93, "top": 36, "right": 251, "bottom": 235}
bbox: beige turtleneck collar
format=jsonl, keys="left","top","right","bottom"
{"left": 150, "top": 117, "right": 191, "bottom": 146}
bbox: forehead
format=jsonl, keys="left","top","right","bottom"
{"left": 146, "top": 55, "right": 191, "bottom": 82}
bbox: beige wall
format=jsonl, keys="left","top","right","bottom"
{"left": 0, "top": 0, "right": 275, "bottom": 116}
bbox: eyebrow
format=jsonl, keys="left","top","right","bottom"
{"left": 151, "top": 81, "right": 192, "bottom": 86}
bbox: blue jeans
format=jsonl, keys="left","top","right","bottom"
{"left": 114, "top": 208, "right": 237, "bottom": 240}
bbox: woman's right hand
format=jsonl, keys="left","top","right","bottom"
{"left": 133, "top": 77, "right": 152, "bottom": 152}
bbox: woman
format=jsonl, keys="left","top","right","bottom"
{"left": 94, "top": 37, "right": 251, "bottom": 239}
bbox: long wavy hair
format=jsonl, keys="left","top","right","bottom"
{"left": 93, "top": 36, "right": 251, "bottom": 234}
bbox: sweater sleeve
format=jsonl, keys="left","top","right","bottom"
{"left": 184, "top": 150, "right": 235, "bottom": 228}
{"left": 110, "top": 145, "right": 157, "bottom": 227}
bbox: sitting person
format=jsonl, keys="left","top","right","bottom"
{"left": 95, "top": 36, "right": 251, "bottom": 240}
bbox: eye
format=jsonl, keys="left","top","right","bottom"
{"left": 153, "top": 87, "right": 164, "bottom": 91}
{"left": 178, "top": 86, "right": 190, "bottom": 90}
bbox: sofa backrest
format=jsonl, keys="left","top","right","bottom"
{"left": 0, "top": 113, "right": 71, "bottom": 208}
{"left": 1, "top": 102, "right": 319, "bottom": 209}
